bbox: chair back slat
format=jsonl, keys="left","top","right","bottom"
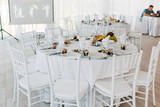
{"left": 10, "top": 47, "right": 28, "bottom": 75}
{"left": 21, "top": 31, "right": 37, "bottom": 54}
{"left": 112, "top": 51, "right": 143, "bottom": 98}
{"left": 46, "top": 53, "right": 81, "bottom": 102}
{"left": 147, "top": 42, "right": 160, "bottom": 84}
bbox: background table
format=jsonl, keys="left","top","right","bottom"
{"left": 80, "top": 22, "right": 131, "bottom": 36}
{"left": 142, "top": 16, "right": 160, "bottom": 36}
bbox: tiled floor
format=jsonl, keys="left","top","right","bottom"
{"left": 0, "top": 35, "right": 160, "bottom": 107}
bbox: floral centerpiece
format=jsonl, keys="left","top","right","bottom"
{"left": 96, "top": 32, "right": 118, "bottom": 42}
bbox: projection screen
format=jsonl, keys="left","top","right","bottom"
{"left": 8, "top": 0, "right": 54, "bottom": 24}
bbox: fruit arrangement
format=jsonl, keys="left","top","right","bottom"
{"left": 73, "top": 49, "right": 80, "bottom": 53}
{"left": 95, "top": 32, "right": 117, "bottom": 42}
{"left": 96, "top": 35, "right": 103, "bottom": 41}
{"left": 107, "top": 32, "right": 118, "bottom": 42}
{"left": 98, "top": 49, "right": 106, "bottom": 53}
{"left": 62, "top": 48, "right": 67, "bottom": 54}
{"left": 73, "top": 36, "right": 79, "bottom": 41}
{"left": 64, "top": 40, "right": 71, "bottom": 44}
{"left": 109, "top": 16, "right": 116, "bottom": 21}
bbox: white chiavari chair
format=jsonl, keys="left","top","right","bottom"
{"left": 21, "top": 31, "right": 37, "bottom": 63}
{"left": 79, "top": 26, "right": 93, "bottom": 37}
{"left": 125, "top": 16, "right": 133, "bottom": 25}
{"left": 126, "top": 41, "right": 160, "bottom": 107}
{"left": 10, "top": 47, "right": 50, "bottom": 107}
{"left": 8, "top": 38, "right": 19, "bottom": 102}
{"left": 128, "top": 16, "right": 142, "bottom": 51}
{"left": 94, "top": 14, "right": 99, "bottom": 21}
{"left": 84, "top": 15, "right": 91, "bottom": 25}
{"left": 8, "top": 38, "right": 39, "bottom": 103}
{"left": 45, "top": 27, "right": 63, "bottom": 45}
{"left": 46, "top": 54, "right": 89, "bottom": 107}
{"left": 93, "top": 51, "right": 143, "bottom": 107}
{"left": 64, "top": 17, "right": 77, "bottom": 38}
{"left": 74, "top": 15, "right": 83, "bottom": 25}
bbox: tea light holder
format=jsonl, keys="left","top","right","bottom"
{"left": 121, "top": 45, "right": 126, "bottom": 50}
{"left": 83, "top": 49, "right": 89, "bottom": 56}
{"left": 108, "top": 49, "right": 113, "bottom": 55}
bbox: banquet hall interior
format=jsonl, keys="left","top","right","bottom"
{"left": 0, "top": 0, "right": 160, "bottom": 107}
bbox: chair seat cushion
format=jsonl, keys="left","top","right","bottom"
{"left": 19, "top": 72, "right": 50, "bottom": 90}
{"left": 137, "top": 71, "right": 153, "bottom": 86}
{"left": 54, "top": 79, "right": 89, "bottom": 100}
{"left": 95, "top": 78, "right": 132, "bottom": 98}
{"left": 28, "top": 54, "right": 37, "bottom": 62}
{"left": 125, "top": 70, "right": 153, "bottom": 86}
{"left": 27, "top": 62, "right": 38, "bottom": 73}
{"left": 128, "top": 32, "right": 141, "bottom": 38}
{"left": 17, "top": 62, "right": 38, "bottom": 74}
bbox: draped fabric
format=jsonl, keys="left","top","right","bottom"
{"left": 1, "top": 0, "right": 160, "bottom": 37}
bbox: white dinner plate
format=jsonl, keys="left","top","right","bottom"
{"left": 113, "top": 50, "right": 128, "bottom": 55}
{"left": 62, "top": 52, "right": 80, "bottom": 57}
{"left": 88, "top": 53, "right": 108, "bottom": 59}
{"left": 43, "top": 49, "right": 60, "bottom": 55}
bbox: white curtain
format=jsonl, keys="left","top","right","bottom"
{"left": 54, "top": 0, "right": 109, "bottom": 28}
{"left": 1, "top": 0, "right": 160, "bottom": 37}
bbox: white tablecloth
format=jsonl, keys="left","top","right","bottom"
{"left": 36, "top": 41, "right": 138, "bottom": 88}
{"left": 36, "top": 41, "right": 138, "bottom": 106}
{"left": 80, "top": 22, "right": 131, "bottom": 36}
{"left": 142, "top": 16, "right": 160, "bottom": 36}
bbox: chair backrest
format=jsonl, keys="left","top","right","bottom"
{"left": 50, "top": 27, "right": 62, "bottom": 37}
{"left": 10, "top": 47, "right": 30, "bottom": 89}
{"left": 74, "top": 15, "right": 83, "bottom": 25}
{"left": 46, "top": 53, "right": 81, "bottom": 102}
{"left": 84, "top": 15, "right": 90, "bottom": 21}
{"left": 79, "top": 26, "right": 93, "bottom": 36}
{"left": 21, "top": 31, "right": 37, "bottom": 54}
{"left": 135, "top": 16, "right": 143, "bottom": 32}
{"left": 65, "top": 17, "right": 75, "bottom": 30}
{"left": 147, "top": 41, "right": 160, "bottom": 85}
{"left": 111, "top": 51, "right": 143, "bottom": 99}
{"left": 8, "top": 38, "right": 18, "bottom": 49}
{"left": 94, "top": 14, "right": 99, "bottom": 21}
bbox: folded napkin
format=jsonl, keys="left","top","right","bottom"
{"left": 119, "top": 31, "right": 128, "bottom": 45}
{"left": 90, "top": 36, "right": 97, "bottom": 46}
{"left": 102, "top": 36, "right": 110, "bottom": 49}
{"left": 58, "top": 36, "right": 65, "bottom": 46}
{"left": 79, "top": 37, "right": 85, "bottom": 50}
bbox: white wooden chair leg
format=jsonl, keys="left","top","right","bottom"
{"left": 50, "top": 98, "right": 53, "bottom": 107}
{"left": 152, "top": 83, "right": 156, "bottom": 105}
{"left": 145, "top": 88, "right": 149, "bottom": 107}
{"left": 60, "top": 99, "right": 62, "bottom": 107}
{"left": 28, "top": 92, "right": 31, "bottom": 107}
{"left": 16, "top": 89, "right": 20, "bottom": 107}
{"left": 93, "top": 88, "right": 96, "bottom": 107}
{"left": 13, "top": 74, "right": 17, "bottom": 103}
{"left": 86, "top": 92, "right": 88, "bottom": 107}
{"left": 133, "top": 94, "right": 136, "bottom": 107}
{"left": 111, "top": 98, "right": 114, "bottom": 107}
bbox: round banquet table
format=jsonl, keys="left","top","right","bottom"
{"left": 36, "top": 40, "right": 138, "bottom": 106}
{"left": 142, "top": 16, "right": 160, "bottom": 36}
{"left": 80, "top": 21, "right": 131, "bottom": 35}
